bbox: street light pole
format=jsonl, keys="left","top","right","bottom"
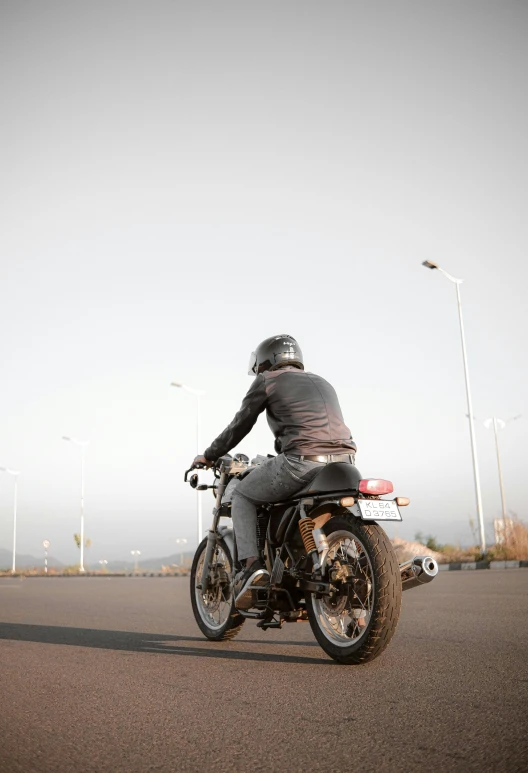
{"left": 484, "top": 415, "right": 521, "bottom": 539}
{"left": 62, "top": 436, "right": 89, "bottom": 572}
{"left": 131, "top": 550, "right": 141, "bottom": 573}
{"left": 422, "top": 261, "right": 486, "bottom": 554}
{"left": 196, "top": 394, "right": 202, "bottom": 542}
{"left": 80, "top": 443, "right": 85, "bottom": 572}
{"left": 0, "top": 467, "right": 20, "bottom": 574}
{"left": 171, "top": 382, "right": 206, "bottom": 545}
{"left": 175, "top": 537, "right": 188, "bottom": 567}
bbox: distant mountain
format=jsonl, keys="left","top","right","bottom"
{"left": 105, "top": 552, "right": 193, "bottom": 572}
{"left": 0, "top": 547, "right": 65, "bottom": 570}
{"left": 0, "top": 547, "right": 192, "bottom": 572}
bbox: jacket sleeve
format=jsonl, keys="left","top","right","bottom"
{"left": 204, "top": 375, "right": 268, "bottom": 461}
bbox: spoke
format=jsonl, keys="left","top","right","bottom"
{"left": 195, "top": 545, "right": 234, "bottom": 629}
{"left": 316, "top": 531, "right": 376, "bottom": 644}
{"left": 353, "top": 593, "right": 367, "bottom": 613}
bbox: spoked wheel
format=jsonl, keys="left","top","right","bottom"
{"left": 306, "top": 515, "right": 401, "bottom": 664}
{"left": 190, "top": 536, "right": 245, "bottom": 641}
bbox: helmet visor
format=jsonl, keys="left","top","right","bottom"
{"left": 248, "top": 351, "right": 257, "bottom": 376}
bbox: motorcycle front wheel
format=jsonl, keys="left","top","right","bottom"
{"left": 306, "top": 515, "right": 401, "bottom": 665}
{"left": 190, "top": 536, "right": 245, "bottom": 641}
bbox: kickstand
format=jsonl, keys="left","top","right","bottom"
{"left": 257, "top": 615, "right": 283, "bottom": 631}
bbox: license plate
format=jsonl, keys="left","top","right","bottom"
{"left": 357, "top": 499, "right": 402, "bottom": 521}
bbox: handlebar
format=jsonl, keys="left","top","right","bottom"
{"left": 185, "top": 453, "right": 253, "bottom": 483}
{"left": 184, "top": 462, "right": 208, "bottom": 483}
{"left": 184, "top": 465, "right": 197, "bottom": 482}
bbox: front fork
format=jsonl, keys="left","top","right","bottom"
{"left": 199, "top": 471, "right": 229, "bottom": 592}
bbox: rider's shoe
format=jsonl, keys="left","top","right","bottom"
{"left": 234, "top": 559, "right": 270, "bottom": 610}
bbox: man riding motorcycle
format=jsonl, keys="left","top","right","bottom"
{"left": 192, "top": 334, "right": 357, "bottom": 610}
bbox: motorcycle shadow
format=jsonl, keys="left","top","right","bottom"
{"left": 0, "top": 622, "right": 330, "bottom": 665}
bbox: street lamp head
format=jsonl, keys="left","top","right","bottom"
{"left": 62, "top": 436, "right": 89, "bottom": 446}
{"left": 0, "top": 467, "right": 20, "bottom": 476}
{"left": 421, "top": 261, "right": 462, "bottom": 284}
{"left": 171, "top": 381, "right": 205, "bottom": 396}
{"left": 485, "top": 416, "right": 520, "bottom": 430}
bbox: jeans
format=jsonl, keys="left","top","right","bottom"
{"left": 231, "top": 454, "right": 324, "bottom": 561}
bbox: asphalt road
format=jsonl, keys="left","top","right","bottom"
{"left": 1, "top": 572, "right": 527, "bottom": 773}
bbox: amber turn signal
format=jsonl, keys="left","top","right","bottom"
{"left": 340, "top": 497, "right": 355, "bottom": 507}
{"left": 395, "top": 497, "right": 410, "bottom": 507}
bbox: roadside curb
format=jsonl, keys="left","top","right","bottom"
{"left": 0, "top": 572, "right": 191, "bottom": 579}
{"left": 438, "top": 560, "right": 528, "bottom": 571}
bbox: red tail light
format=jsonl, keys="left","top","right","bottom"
{"left": 359, "top": 479, "right": 394, "bottom": 495}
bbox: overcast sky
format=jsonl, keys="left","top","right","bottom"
{"left": 1, "top": 0, "right": 527, "bottom": 564}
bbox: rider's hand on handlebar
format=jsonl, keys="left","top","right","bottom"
{"left": 192, "top": 455, "right": 212, "bottom": 470}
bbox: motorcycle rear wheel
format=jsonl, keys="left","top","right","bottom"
{"left": 306, "top": 515, "right": 401, "bottom": 665}
{"left": 190, "top": 536, "right": 245, "bottom": 641}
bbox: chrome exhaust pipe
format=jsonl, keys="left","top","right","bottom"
{"left": 400, "top": 555, "right": 439, "bottom": 591}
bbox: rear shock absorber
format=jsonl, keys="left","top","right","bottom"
{"left": 298, "top": 518, "right": 321, "bottom": 571}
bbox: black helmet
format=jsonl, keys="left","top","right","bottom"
{"left": 248, "top": 335, "right": 304, "bottom": 376}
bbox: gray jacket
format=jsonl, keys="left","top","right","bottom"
{"left": 204, "top": 367, "right": 356, "bottom": 461}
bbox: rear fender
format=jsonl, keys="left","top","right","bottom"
{"left": 309, "top": 502, "right": 341, "bottom": 529}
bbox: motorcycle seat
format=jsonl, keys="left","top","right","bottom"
{"left": 294, "top": 462, "right": 362, "bottom": 498}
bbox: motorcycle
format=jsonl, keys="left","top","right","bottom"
{"left": 185, "top": 453, "right": 438, "bottom": 665}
